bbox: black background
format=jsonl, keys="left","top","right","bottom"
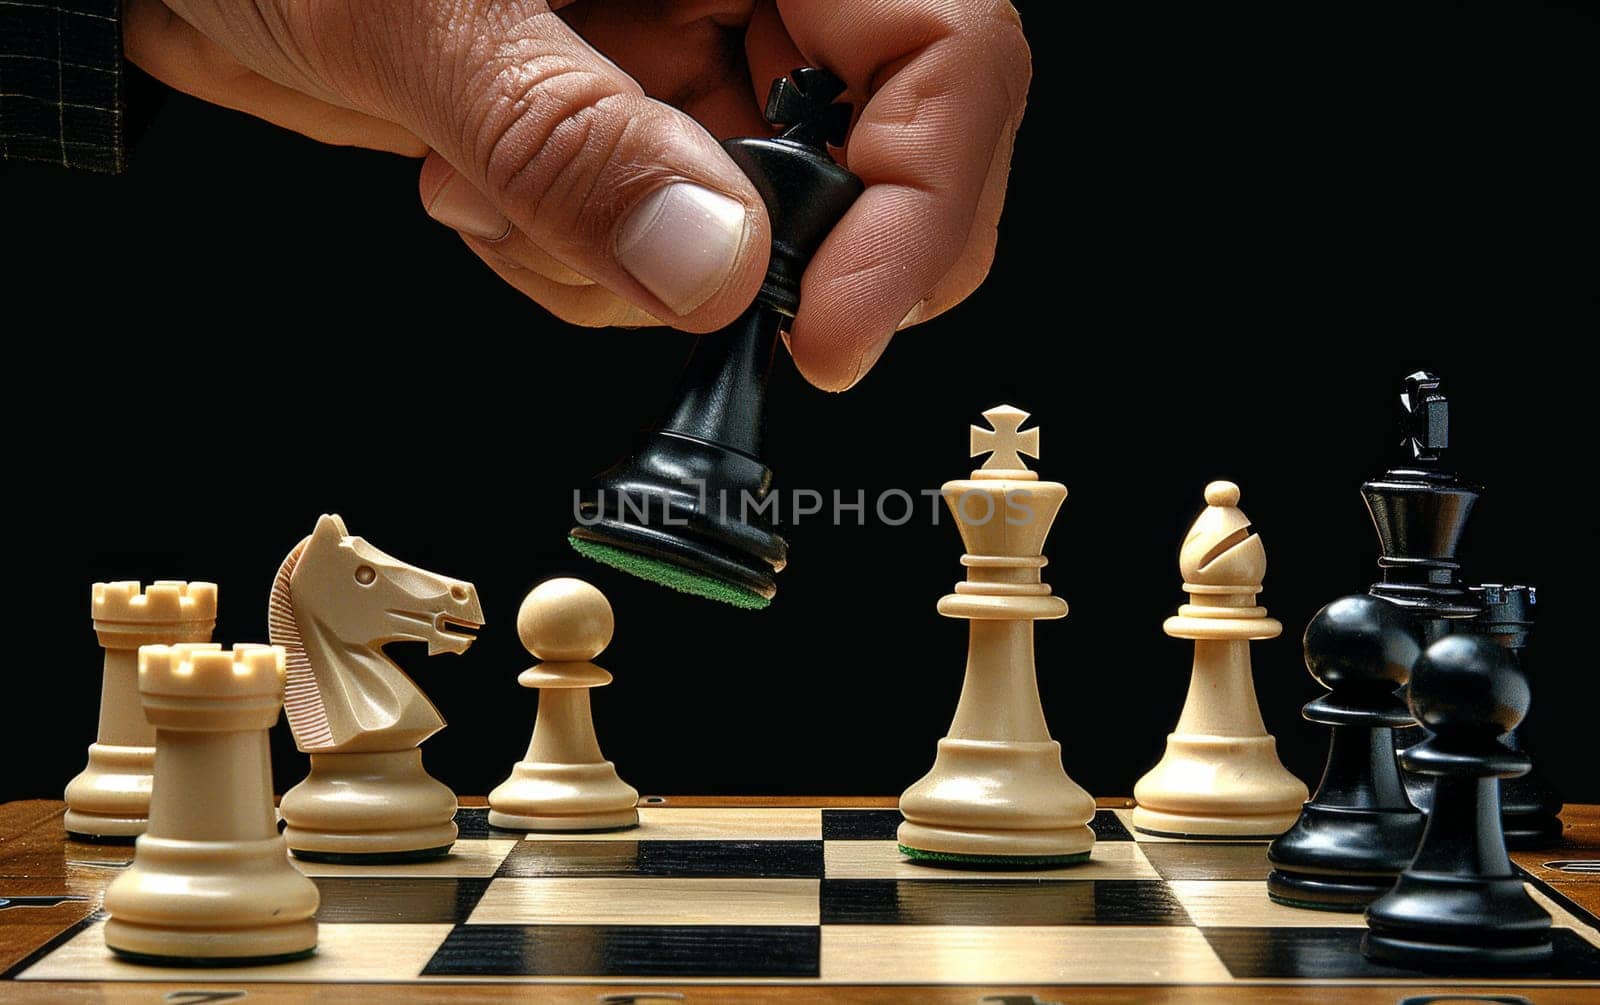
{"left": 2, "top": 4, "right": 1594, "bottom": 806}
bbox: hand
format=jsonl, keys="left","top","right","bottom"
{"left": 127, "top": 1, "right": 1030, "bottom": 390}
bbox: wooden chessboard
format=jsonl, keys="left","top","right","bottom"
{"left": 3, "top": 797, "right": 1598, "bottom": 1002}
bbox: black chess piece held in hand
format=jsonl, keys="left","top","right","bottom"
{"left": 1362, "top": 632, "right": 1553, "bottom": 969}
{"left": 569, "top": 68, "right": 864, "bottom": 610}
{"left": 1266, "top": 595, "right": 1426, "bottom": 912}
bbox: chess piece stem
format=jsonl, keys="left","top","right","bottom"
{"left": 1133, "top": 482, "right": 1308, "bottom": 838}
{"left": 104, "top": 644, "right": 318, "bottom": 965}
{"left": 661, "top": 304, "right": 781, "bottom": 457}
{"left": 527, "top": 690, "right": 605, "bottom": 763}
{"left": 65, "top": 581, "right": 216, "bottom": 842}
{"left": 947, "top": 621, "right": 1052, "bottom": 741}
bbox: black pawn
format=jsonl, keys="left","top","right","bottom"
{"left": 1363, "top": 371, "right": 1483, "bottom": 810}
{"left": 1266, "top": 595, "right": 1426, "bottom": 911}
{"left": 569, "top": 68, "right": 863, "bottom": 608}
{"left": 1362, "top": 632, "right": 1552, "bottom": 968}
{"left": 1472, "top": 584, "right": 1562, "bottom": 848}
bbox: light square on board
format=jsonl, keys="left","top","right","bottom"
{"left": 1168, "top": 880, "right": 1367, "bottom": 929}
{"left": 819, "top": 924, "right": 1232, "bottom": 984}
{"left": 468, "top": 877, "right": 820, "bottom": 926}
{"left": 292, "top": 839, "right": 517, "bottom": 879}
{"left": 820, "top": 878, "right": 1191, "bottom": 926}
{"left": 313, "top": 877, "right": 491, "bottom": 924}
{"left": 1110, "top": 808, "right": 1275, "bottom": 845}
{"left": 514, "top": 807, "right": 822, "bottom": 842}
{"left": 17, "top": 922, "right": 453, "bottom": 982}
{"left": 1201, "top": 926, "right": 1600, "bottom": 981}
{"left": 497, "top": 839, "right": 825, "bottom": 879}
{"left": 1529, "top": 886, "right": 1600, "bottom": 950}
{"left": 823, "top": 840, "right": 1160, "bottom": 881}
{"left": 1171, "top": 877, "right": 1600, "bottom": 943}
{"left": 1138, "top": 842, "right": 1275, "bottom": 881}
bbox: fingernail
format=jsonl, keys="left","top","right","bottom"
{"left": 616, "top": 182, "right": 748, "bottom": 316}
{"left": 426, "top": 175, "right": 511, "bottom": 241}
{"left": 898, "top": 299, "right": 928, "bottom": 330}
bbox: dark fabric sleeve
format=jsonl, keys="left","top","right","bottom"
{"left": 1, "top": 0, "right": 124, "bottom": 173}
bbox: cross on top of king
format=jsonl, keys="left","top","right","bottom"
{"left": 970, "top": 405, "right": 1041, "bottom": 476}
{"left": 765, "top": 66, "right": 851, "bottom": 150}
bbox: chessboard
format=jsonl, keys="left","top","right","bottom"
{"left": 4, "top": 797, "right": 1598, "bottom": 1002}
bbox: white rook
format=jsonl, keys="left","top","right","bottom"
{"left": 65, "top": 581, "right": 217, "bottom": 841}
{"left": 104, "top": 643, "right": 319, "bottom": 964}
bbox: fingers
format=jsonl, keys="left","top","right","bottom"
{"left": 770, "top": 0, "right": 1031, "bottom": 390}
{"left": 552, "top": 1, "right": 770, "bottom": 139}
{"left": 420, "top": 152, "right": 514, "bottom": 242}
{"left": 123, "top": 0, "right": 428, "bottom": 157}
{"left": 392, "top": 3, "right": 772, "bottom": 333}
{"left": 464, "top": 235, "right": 663, "bottom": 328}
{"left": 130, "top": 0, "right": 1026, "bottom": 360}
{"left": 422, "top": 150, "right": 661, "bottom": 326}
{"left": 900, "top": 95, "right": 1025, "bottom": 328}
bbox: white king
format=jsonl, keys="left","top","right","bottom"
{"left": 897, "top": 406, "right": 1097, "bottom": 864}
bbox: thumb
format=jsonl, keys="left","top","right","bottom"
{"left": 407, "top": 10, "right": 769, "bottom": 331}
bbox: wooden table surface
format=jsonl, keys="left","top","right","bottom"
{"left": 2, "top": 796, "right": 1596, "bottom": 1003}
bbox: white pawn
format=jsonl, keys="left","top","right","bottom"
{"left": 1132, "top": 481, "right": 1308, "bottom": 838}
{"left": 104, "top": 643, "right": 319, "bottom": 965}
{"left": 488, "top": 579, "right": 639, "bottom": 832}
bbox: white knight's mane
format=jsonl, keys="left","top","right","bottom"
{"left": 268, "top": 537, "right": 334, "bottom": 749}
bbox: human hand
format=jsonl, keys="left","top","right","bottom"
{"left": 127, "top": 1, "right": 1030, "bottom": 390}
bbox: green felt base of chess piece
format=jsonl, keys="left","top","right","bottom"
{"left": 568, "top": 536, "right": 771, "bottom": 611}
{"left": 897, "top": 844, "right": 1091, "bottom": 869}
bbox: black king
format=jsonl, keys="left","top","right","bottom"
{"left": 1363, "top": 371, "right": 1483, "bottom": 634}
{"left": 570, "top": 68, "right": 863, "bottom": 608}
{"left": 1363, "top": 371, "right": 1483, "bottom": 812}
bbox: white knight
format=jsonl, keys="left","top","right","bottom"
{"left": 270, "top": 513, "right": 483, "bottom": 862}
